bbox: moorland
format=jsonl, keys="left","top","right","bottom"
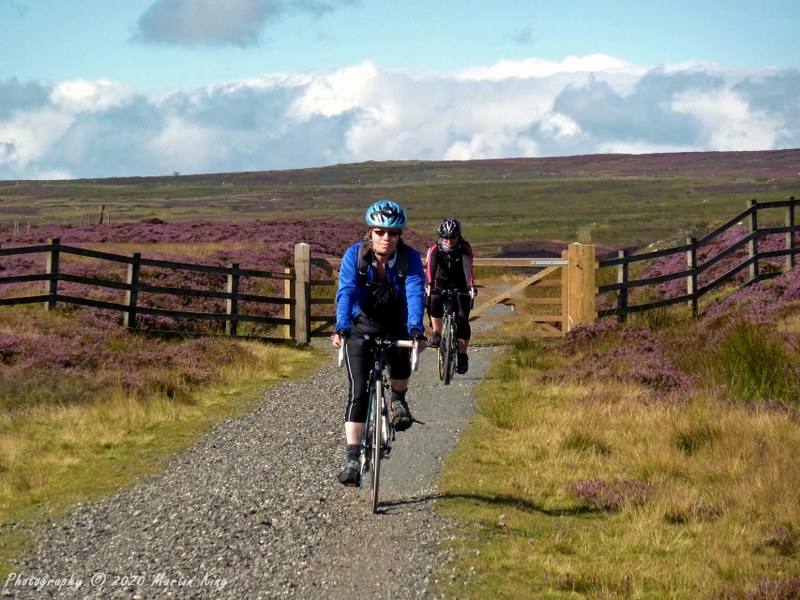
{"left": 2, "top": 148, "right": 799, "bottom": 255}
{"left": 1, "top": 149, "right": 800, "bottom": 598}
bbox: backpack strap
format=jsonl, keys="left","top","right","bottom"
{"left": 357, "top": 241, "right": 372, "bottom": 284}
{"left": 395, "top": 240, "right": 408, "bottom": 281}
{"left": 357, "top": 240, "right": 408, "bottom": 285}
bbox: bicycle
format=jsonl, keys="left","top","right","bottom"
{"left": 431, "top": 288, "right": 474, "bottom": 385}
{"left": 433, "top": 289, "right": 457, "bottom": 385}
{"left": 339, "top": 334, "right": 419, "bottom": 513}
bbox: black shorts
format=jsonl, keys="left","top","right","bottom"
{"left": 342, "top": 316, "right": 411, "bottom": 423}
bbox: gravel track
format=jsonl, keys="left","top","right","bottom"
{"left": 6, "top": 341, "right": 500, "bottom": 599}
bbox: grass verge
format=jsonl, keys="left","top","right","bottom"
{"left": 435, "top": 337, "right": 800, "bottom": 599}
{"left": 0, "top": 334, "right": 324, "bottom": 578}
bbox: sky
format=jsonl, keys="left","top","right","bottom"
{"left": 1, "top": 0, "right": 799, "bottom": 180}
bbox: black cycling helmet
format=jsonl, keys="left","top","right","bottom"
{"left": 366, "top": 199, "right": 407, "bottom": 229}
{"left": 437, "top": 217, "right": 461, "bottom": 238}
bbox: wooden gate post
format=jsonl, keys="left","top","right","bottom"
{"left": 564, "top": 242, "right": 596, "bottom": 332}
{"left": 293, "top": 243, "right": 311, "bottom": 345}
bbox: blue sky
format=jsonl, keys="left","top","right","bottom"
{"left": 1, "top": 0, "right": 799, "bottom": 179}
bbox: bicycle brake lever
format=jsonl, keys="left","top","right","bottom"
{"left": 411, "top": 343, "right": 419, "bottom": 371}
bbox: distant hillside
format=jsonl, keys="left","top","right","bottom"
{"left": 88, "top": 148, "right": 800, "bottom": 187}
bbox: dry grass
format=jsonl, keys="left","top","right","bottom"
{"left": 0, "top": 336, "right": 323, "bottom": 576}
{"left": 436, "top": 339, "right": 800, "bottom": 599}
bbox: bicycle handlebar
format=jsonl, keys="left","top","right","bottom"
{"left": 337, "top": 336, "right": 419, "bottom": 371}
{"left": 428, "top": 287, "right": 475, "bottom": 298}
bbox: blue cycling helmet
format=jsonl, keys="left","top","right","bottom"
{"left": 366, "top": 199, "right": 407, "bottom": 229}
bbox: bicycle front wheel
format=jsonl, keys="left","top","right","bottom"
{"left": 437, "top": 335, "right": 446, "bottom": 382}
{"left": 370, "top": 381, "right": 383, "bottom": 513}
{"left": 443, "top": 313, "right": 457, "bottom": 385}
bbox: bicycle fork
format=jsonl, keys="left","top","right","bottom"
{"left": 361, "top": 375, "right": 392, "bottom": 473}
{"left": 381, "top": 394, "right": 393, "bottom": 459}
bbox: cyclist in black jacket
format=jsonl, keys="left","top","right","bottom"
{"left": 425, "top": 217, "right": 476, "bottom": 374}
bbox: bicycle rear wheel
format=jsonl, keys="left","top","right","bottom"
{"left": 370, "top": 381, "right": 383, "bottom": 513}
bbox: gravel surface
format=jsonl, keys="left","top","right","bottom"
{"left": 6, "top": 341, "right": 500, "bottom": 599}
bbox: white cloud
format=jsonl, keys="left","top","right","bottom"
{"left": 51, "top": 78, "right": 135, "bottom": 113}
{"left": 0, "top": 108, "right": 73, "bottom": 170}
{"left": 444, "top": 131, "right": 539, "bottom": 161}
{"left": 150, "top": 117, "right": 224, "bottom": 172}
{"left": 457, "top": 54, "right": 641, "bottom": 81}
{"left": 0, "top": 56, "right": 798, "bottom": 180}
{"left": 538, "top": 113, "right": 582, "bottom": 140}
{"left": 289, "top": 61, "right": 378, "bottom": 119}
{"left": 671, "top": 88, "right": 786, "bottom": 150}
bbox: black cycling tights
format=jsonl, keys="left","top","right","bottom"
{"left": 428, "top": 293, "right": 472, "bottom": 340}
{"left": 343, "top": 322, "right": 411, "bottom": 423}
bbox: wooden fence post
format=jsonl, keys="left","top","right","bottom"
{"left": 748, "top": 199, "right": 759, "bottom": 282}
{"left": 226, "top": 263, "right": 239, "bottom": 337}
{"left": 786, "top": 196, "right": 796, "bottom": 271}
{"left": 617, "top": 249, "right": 628, "bottom": 323}
{"left": 124, "top": 253, "right": 140, "bottom": 330}
{"left": 44, "top": 237, "right": 60, "bottom": 311}
{"left": 687, "top": 237, "right": 698, "bottom": 317}
{"left": 293, "top": 243, "right": 311, "bottom": 345}
{"left": 565, "top": 242, "right": 596, "bottom": 332}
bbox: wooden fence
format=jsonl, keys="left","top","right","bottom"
{"left": 1, "top": 196, "right": 797, "bottom": 343}
{"left": 596, "top": 197, "right": 800, "bottom": 322}
{"left": 0, "top": 239, "right": 594, "bottom": 343}
{"left": 0, "top": 238, "right": 308, "bottom": 343}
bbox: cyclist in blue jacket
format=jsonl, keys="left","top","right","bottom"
{"left": 332, "top": 199, "right": 427, "bottom": 487}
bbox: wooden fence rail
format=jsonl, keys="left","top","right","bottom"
{"left": 597, "top": 197, "right": 800, "bottom": 322}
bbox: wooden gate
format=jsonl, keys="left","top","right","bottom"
{"left": 470, "top": 243, "right": 595, "bottom": 338}
{"left": 307, "top": 242, "right": 597, "bottom": 340}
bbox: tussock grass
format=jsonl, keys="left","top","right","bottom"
{"left": 436, "top": 330, "right": 800, "bottom": 599}
{"left": 705, "top": 321, "right": 800, "bottom": 404}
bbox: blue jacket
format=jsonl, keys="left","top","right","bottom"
{"left": 335, "top": 240, "right": 426, "bottom": 335}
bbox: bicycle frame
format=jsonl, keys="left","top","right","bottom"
{"left": 433, "top": 289, "right": 466, "bottom": 385}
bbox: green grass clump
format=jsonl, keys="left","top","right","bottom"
{"left": 704, "top": 321, "right": 800, "bottom": 405}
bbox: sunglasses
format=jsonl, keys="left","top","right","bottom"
{"left": 443, "top": 235, "right": 458, "bottom": 240}
{"left": 372, "top": 229, "right": 401, "bottom": 238}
